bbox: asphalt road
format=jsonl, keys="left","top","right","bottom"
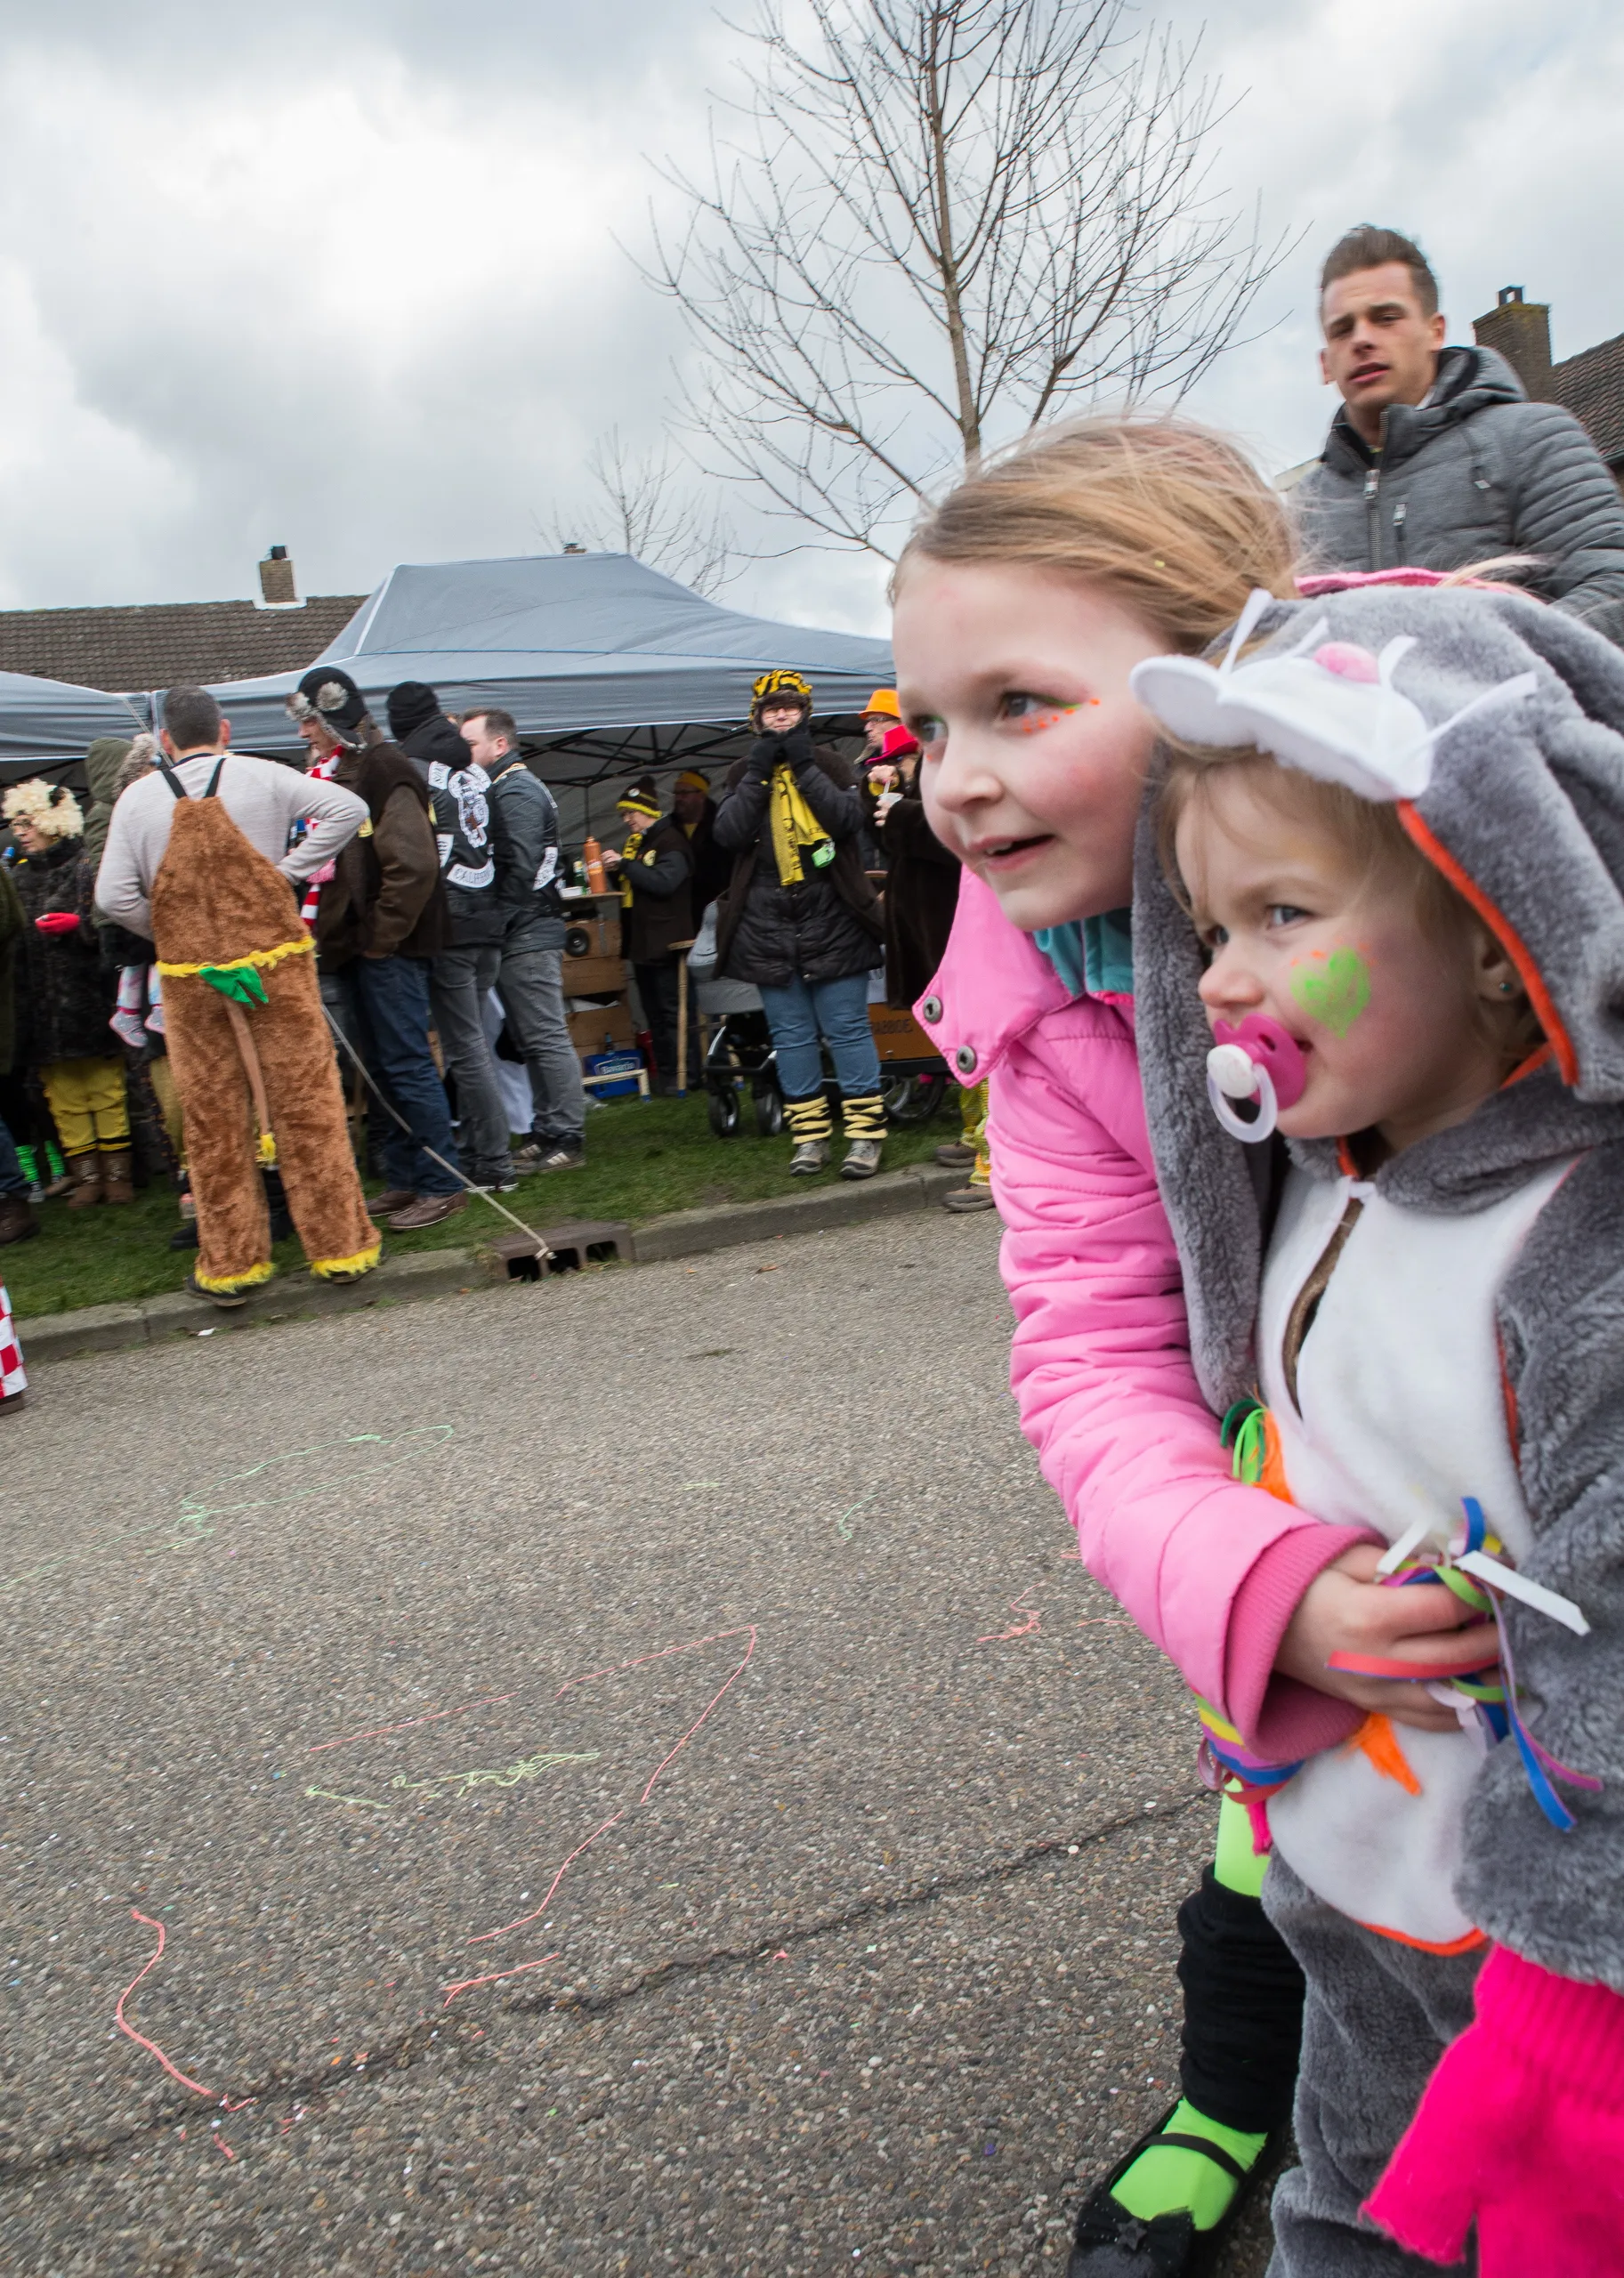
{"left": 1, "top": 1212, "right": 1277, "bottom": 2276}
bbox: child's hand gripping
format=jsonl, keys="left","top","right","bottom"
{"left": 1275, "top": 1543, "right": 1499, "bottom": 1732}
{"left": 1363, "top": 1944, "right": 1624, "bottom": 2275}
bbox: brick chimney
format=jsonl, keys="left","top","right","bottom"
{"left": 1473, "top": 286, "right": 1553, "bottom": 399}
{"left": 257, "top": 544, "right": 300, "bottom": 607}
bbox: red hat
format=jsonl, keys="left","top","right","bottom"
{"left": 880, "top": 722, "right": 920, "bottom": 760}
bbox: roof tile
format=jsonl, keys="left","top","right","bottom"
{"left": 0, "top": 596, "right": 367, "bottom": 694}
{"left": 1548, "top": 332, "right": 1624, "bottom": 466}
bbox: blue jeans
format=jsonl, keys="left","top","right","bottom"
{"left": 756, "top": 971, "right": 882, "bottom": 1101}
{"left": 335, "top": 956, "right": 462, "bottom": 1196}
{"left": 0, "top": 1109, "right": 27, "bottom": 1199}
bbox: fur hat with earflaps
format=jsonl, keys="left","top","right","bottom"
{"left": 287, "top": 665, "right": 369, "bottom": 739}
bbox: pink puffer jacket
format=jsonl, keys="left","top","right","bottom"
{"left": 918, "top": 872, "right": 1371, "bottom": 1758}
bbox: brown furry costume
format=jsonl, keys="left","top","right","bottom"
{"left": 150, "top": 762, "right": 379, "bottom": 1296}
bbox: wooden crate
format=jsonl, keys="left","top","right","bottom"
{"left": 562, "top": 900, "right": 625, "bottom": 996}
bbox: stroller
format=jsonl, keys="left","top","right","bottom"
{"left": 692, "top": 908, "right": 949, "bottom": 1139}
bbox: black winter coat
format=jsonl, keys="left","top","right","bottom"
{"left": 617, "top": 813, "right": 694, "bottom": 963}
{"left": 0, "top": 860, "right": 23, "bottom": 1075}
{"left": 1293, "top": 344, "right": 1624, "bottom": 642}
{"left": 400, "top": 715, "right": 505, "bottom": 948}
{"left": 875, "top": 788, "right": 960, "bottom": 1007}
{"left": 683, "top": 800, "right": 733, "bottom": 918}
{"left": 12, "top": 838, "right": 114, "bottom": 1065}
{"left": 713, "top": 731, "right": 883, "bottom": 988}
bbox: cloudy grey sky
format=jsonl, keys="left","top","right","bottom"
{"left": 2, "top": 0, "right": 1620, "bottom": 634}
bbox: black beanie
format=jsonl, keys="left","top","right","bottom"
{"left": 386, "top": 680, "right": 440, "bottom": 740}
{"left": 287, "top": 665, "right": 368, "bottom": 737}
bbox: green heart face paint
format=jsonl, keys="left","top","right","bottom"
{"left": 1290, "top": 945, "right": 1372, "bottom": 1038}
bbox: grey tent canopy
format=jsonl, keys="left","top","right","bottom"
{"left": 204, "top": 552, "right": 895, "bottom": 782}
{"left": 0, "top": 670, "right": 145, "bottom": 780}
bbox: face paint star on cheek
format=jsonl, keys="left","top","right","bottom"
{"left": 1290, "top": 946, "right": 1372, "bottom": 1038}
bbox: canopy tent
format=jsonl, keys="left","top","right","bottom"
{"left": 203, "top": 551, "right": 895, "bottom": 785}
{"left": 0, "top": 671, "right": 146, "bottom": 781}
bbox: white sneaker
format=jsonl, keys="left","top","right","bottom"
{"left": 840, "top": 1138, "right": 884, "bottom": 1181}
{"left": 788, "top": 1140, "right": 829, "bottom": 1175}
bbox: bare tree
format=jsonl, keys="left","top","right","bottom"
{"left": 542, "top": 429, "right": 738, "bottom": 597}
{"left": 645, "top": 0, "right": 1289, "bottom": 557}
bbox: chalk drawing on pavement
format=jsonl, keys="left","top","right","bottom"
{"left": 110, "top": 1621, "right": 762, "bottom": 2117}
{"left": 1, "top": 1426, "right": 456, "bottom": 1593}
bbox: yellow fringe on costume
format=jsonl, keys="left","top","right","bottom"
{"left": 769, "top": 765, "right": 831, "bottom": 885}
{"left": 309, "top": 1241, "right": 383, "bottom": 1281}
{"left": 155, "top": 935, "right": 313, "bottom": 980}
{"left": 193, "top": 1258, "right": 277, "bottom": 1295}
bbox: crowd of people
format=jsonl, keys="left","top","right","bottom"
{"left": 7, "top": 217, "right": 1624, "bottom": 2274}
{"left": 0, "top": 645, "right": 980, "bottom": 1337}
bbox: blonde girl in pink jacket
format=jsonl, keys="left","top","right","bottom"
{"left": 890, "top": 422, "right": 1492, "bottom": 2278}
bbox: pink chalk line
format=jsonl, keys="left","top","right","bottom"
{"left": 114, "top": 1910, "right": 255, "bottom": 2112}
{"left": 441, "top": 1951, "right": 561, "bottom": 2008}
{"left": 468, "top": 1811, "right": 626, "bottom": 1944}
{"left": 307, "top": 1692, "right": 516, "bottom": 1753}
{"left": 979, "top": 1589, "right": 1041, "bottom": 1644}
{"left": 466, "top": 1625, "right": 758, "bottom": 1951}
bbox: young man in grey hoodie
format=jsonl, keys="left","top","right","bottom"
{"left": 1292, "top": 225, "right": 1624, "bottom": 644}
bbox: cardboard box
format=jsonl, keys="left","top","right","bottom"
{"left": 561, "top": 952, "right": 626, "bottom": 994}
{"left": 569, "top": 1000, "right": 635, "bottom": 1056}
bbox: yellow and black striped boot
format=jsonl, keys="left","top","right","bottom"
{"left": 784, "top": 1092, "right": 833, "bottom": 1176}
{"left": 839, "top": 1094, "right": 885, "bottom": 1182}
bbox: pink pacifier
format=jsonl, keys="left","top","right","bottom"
{"left": 1206, "top": 1015, "right": 1307, "bottom": 1143}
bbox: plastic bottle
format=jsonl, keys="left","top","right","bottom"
{"left": 582, "top": 836, "right": 608, "bottom": 894}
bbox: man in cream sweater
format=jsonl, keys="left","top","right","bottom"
{"left": 95, "top": 691, "right": 366, "bottom": 936}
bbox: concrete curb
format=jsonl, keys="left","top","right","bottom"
{"left": 626, "top": 1163, "right": 962, "bottom": 1260}
{"left": 16, "top": 1162, "right": 977, "bottom": 1364}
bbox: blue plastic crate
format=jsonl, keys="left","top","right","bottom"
{"left": 583, "top": 1049, "right": 644, "bottom": 1100}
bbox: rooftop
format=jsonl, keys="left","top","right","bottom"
{"left": 1548, "top": 330, "right": 1624, "bottom": 467}
{"left": 0, "top": 595, "right": 367, "bottom": 696}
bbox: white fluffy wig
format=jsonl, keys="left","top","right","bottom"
{"left": 2, "top": 780, "right": 85, "bottom": 841}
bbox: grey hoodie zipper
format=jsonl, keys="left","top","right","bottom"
{"left": 1392, "top": 498, "right": 1408, "bottom": 564}
{"left": 1364, "top": 465, "right": 1381, "bottom": 567}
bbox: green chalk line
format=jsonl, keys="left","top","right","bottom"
{"left": 304, "top": 1749, "right": 600, "bottom": 1814}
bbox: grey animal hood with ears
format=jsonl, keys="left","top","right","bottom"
{"left": 1132, "top": 586, "right": 1624, "bottom": 1992}
{"left": 1131, "top": 583, "right": 1624, "bottom": 1416}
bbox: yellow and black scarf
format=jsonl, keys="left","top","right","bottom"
{"left": 768, "top": 765, "right": 833, "bottom": 885}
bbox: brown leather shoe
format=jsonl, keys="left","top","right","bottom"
{"left": 64, "top": 1153, "right": 103, "bottom": 1208}
{"left": 0, "top": 1194, "right": 37, "bottom": 1244}
{"left": 100, "top": 1149, "right": 135, "bottom": 1204}
{"left": 369, "top": 1186, "right": 417, "bottom": 1216}
{"left": 941, "top": 1183, "right": 998, "bottom": 1213}
{"left": 386, "top": 1191, "right": 466, "bottom": 1230}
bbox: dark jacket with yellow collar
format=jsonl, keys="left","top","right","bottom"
{"left": 616, "top": 811, "right": 694, "bottom": 964}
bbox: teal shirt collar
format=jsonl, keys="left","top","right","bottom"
{"left": 1032, "top": 908, "right": 1134, "bottom": 999}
